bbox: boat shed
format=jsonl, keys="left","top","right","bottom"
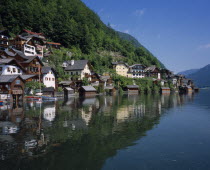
{"left": 42, "top": 87, "right": 55, "bottom": 97}
{"left": 64, "top": 87, "right": 74, "bottom": 99}
{"left": 126, "top": 85, "right": 139, "bottom": 94}
{"left": 79, "top": 86, "right": 97, "bottom": 97}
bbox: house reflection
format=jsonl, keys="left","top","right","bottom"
{"left": 0, "top": 93, "right": 195, "bottom": 164}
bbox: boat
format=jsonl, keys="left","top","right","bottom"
{"left": 0, "top": 101, "right": 3, "bottom": 106}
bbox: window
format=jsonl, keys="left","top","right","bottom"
{"left": 49, "top": 78, "right": 51, "bottom": 81}
{"left": 15, "top": 80, "right": 20, "bottom": 84}
{"left": 71, "top": 72, "right": 73, "bottom": 75}
{"left": 0, "top": 67, "right": 2, "bottom": 71}
{"left": 52, "top": 78, "right": 55, "bottom": 81}
{"left": 7, "top": 67, "right": 10, "bottom": 72}
{"left": 18, "top": 69, "right": 21, "bottom": 73}
{"left": 45, "top": 77, "right": 48, "bottom": 81}
{"left": 13, "top": 68, "right": 16, "bottom": 72}
{"left": 76, "top": 72, "right": 78, "bottom": 75}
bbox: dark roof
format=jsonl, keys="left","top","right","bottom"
{"left": 65, "top": 60, "right": 89, "bottom": 71}
{"left": 20, "top": 75, "right": 37, "bottom": 80}
{"left": 129, "top": 64, "right": 146, "bottom": 68}
{"left": 126, "top": 85, "right": 139, "bottom": 89}
{"left": 59, "top": 81, "right": 72, "bottom": 85}
{"left": 42, "top": 87, "right": 55, "bottom": 92}
{"left": 111, "top": 61, "right": 129, "bottom": 67}
{"left": 42, "top": 67, "right": 55, "bottom": 74}
{"left": 0, "top": 75, "right": 20, "bottom": 83}
{"left": 0, "top": 58, "right": 14, "bottom": 64}
{"left": 145, "top": 65, "right": 158, "bottom": 72}
{"left": 4, "top": 49, "right": 16, "bottom": 57}
{"left": 11, "top": 48, "right": 29, "bottom": 59}
{"left": 81, "top": 86, "right": 97, "bottom": 92}
{"left": 21, "top": 56, "right": 44, "bottom": 66}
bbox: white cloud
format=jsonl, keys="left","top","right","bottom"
{"left": 133, "top": 8, "right": 146, "bottom": 17}
{"left": 198, "top": 44, "right": 210, "bottom": 49}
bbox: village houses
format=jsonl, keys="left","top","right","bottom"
{"left": 62, "top": 60, "right": 92, "bottom": 81}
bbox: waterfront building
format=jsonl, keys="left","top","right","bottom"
{"left": 62, "top": 60, "right": 92, "bottom": 81}
{"left": 128, "top": 64, "right": 146, "bottom": 78}
{"left": 145, "top": 65, "right": 161, "bottom": 79}
{"left": 112, "top": 61, "right": 130, "bottom": 77}
{"left": 79, "top": 86, "right": 97, "bottom": 97}
{"left": 42, "top": 66, "right": 56, "bottom": 88}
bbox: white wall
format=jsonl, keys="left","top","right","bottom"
{"left": 0, "top": 65, "right": 23, "bottom": 75}
{"left": 24, "top": 44, "right": 37, "bottom": 56}
{"left": 43, "top": 70, "right": 56, "bottom": 88}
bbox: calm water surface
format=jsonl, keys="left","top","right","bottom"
{"left": 0, "top": 89, "right": 210, "bottom": 170}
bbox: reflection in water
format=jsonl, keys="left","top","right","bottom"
{"left": 0, "top": 93, "right": 195, "bottom": 169}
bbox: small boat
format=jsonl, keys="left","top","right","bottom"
{"left": 0, "top": 101, "right": 3, "bottom": 106}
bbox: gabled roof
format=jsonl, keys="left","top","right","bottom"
{"left": 0, "top": 75, "right": 22, "bottom": 83}
{"left": 0, "top": 58, "right": 14, "bottom": 64}
{"left": 20, "top": 75, "right": 37, "bottom": 80}
{"left": 145, "top": 65, "right": 159, "bottom": 72}
{"left": 4, "top": 49, "right": 16, "bottom": 57}
{"left": 111, "top": 61, "right": 129, "bottom": 67}
{"left": 129, "top": 64, "right": 146, "bottom": 68}
{"left": 126, "top": 85, "right": 139, "bottom": 89}
{"left": 0, "top": 58, "right": 26, "bottom": 72}
{"left": 21, "top": 56, "right": 44, "bottom": 66}
{"left": 11, "top": 48, "right": 28, "bottom": 60}
{"left": 81, "top": 86, "right": 97, "bottom": 92}
{"left": 65, "top": 60, "right": 89, "bottom": 71}
{"left": 42, "top": 66, "right": 55, "bottom": 74}
{"left": 59, "top": 81, "right": 72, "bottom": 85}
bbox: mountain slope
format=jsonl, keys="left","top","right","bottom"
{"left": 117, "top": 31, "right": 142, "bottom": 47}
{"left": 178, "top": 69, "right": 199, "bottom": 76}
{"left": 0, "top": 0, "right": 163, "bottom": 68}
{"left": 187, "top": 64, "right": 210, "bottom": 87}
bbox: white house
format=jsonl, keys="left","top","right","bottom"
{"left": 0, "top": 58, "right": 24, "bottom": 75}
{"left": 128, "top": 64, "right": 146, "bottom": 78}
{"left": 62, "top": 60, "right": 92, "bottom": 81}
{"left": 42, "top": 67, "right": 56, "bottom": 88}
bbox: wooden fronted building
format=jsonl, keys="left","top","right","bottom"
{"left": 79, "top": 86, "right": 97, "bottom": 97}
{"left": 0, "top": 75, "right": 25, "bottom": 102}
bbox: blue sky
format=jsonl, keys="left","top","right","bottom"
{"left": 81, "top": 0, "right": 210, "bottom": 73}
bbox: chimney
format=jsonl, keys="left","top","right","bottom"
{"left": 71, "top": 60, "right": 74, "bottom": 65}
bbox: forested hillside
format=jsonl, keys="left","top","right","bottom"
{"left": 0, "top": 0, "right": 163, "bottom": 68}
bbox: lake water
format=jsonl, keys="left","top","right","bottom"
{"left": 0, "top": 89, "right": 210, "bottom": 170}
